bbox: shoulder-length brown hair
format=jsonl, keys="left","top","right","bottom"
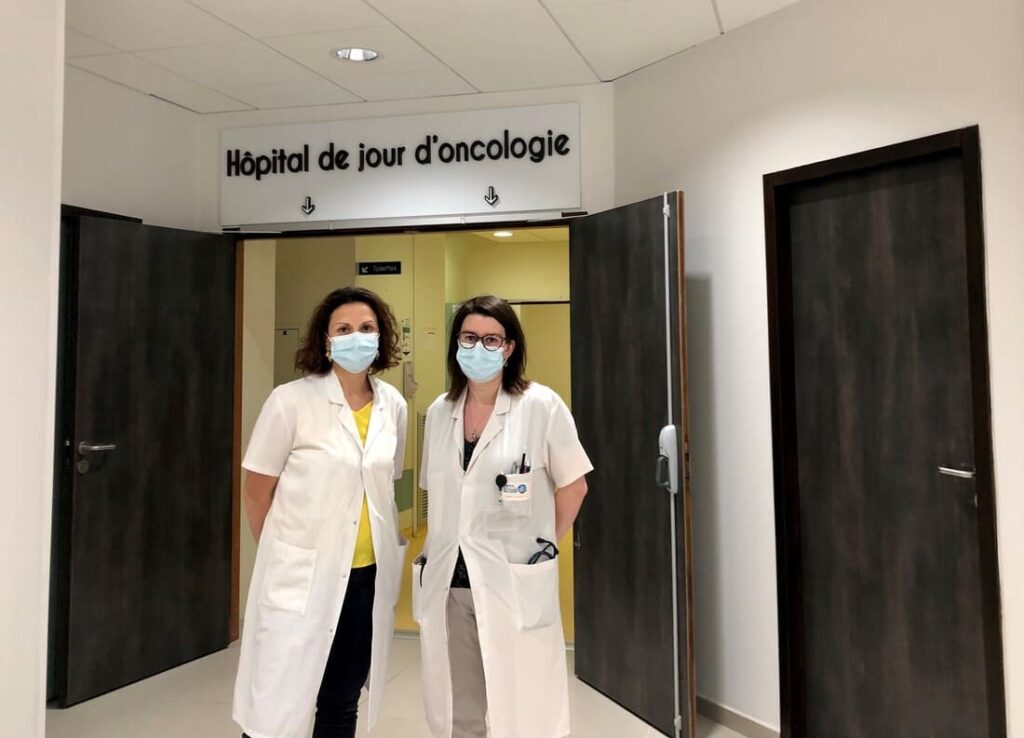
{"left": 295, "top": 287, "right": 401, "bottom": 376}
{"left": 446, "top": 295, "right": 529, "bottom": 402}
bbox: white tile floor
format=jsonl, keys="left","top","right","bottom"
{"left": 46, "top": 638, "right": 744, "bottom": 738}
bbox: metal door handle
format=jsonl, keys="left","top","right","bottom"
{"left": 939, "top": 466, "right": 975, "bottom": 480}
{"left": 78, "top": 442, "right": 117, "bottom": 455}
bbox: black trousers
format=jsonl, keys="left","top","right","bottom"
{"left": 243, "top": 563, "right": 376, "bottom": 738}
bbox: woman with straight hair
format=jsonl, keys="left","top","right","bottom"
{"left": 414, "top": 295, "right": 592, "bottom": 738}
{"left": 234, "top": 286, "right": 408, "bottom": 738}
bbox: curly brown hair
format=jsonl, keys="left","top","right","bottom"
{"left": 295, "top": 287, "right": 402, "bottom": 376}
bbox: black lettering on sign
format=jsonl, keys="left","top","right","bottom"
{"left": 357, "top": 261, "right": 402, "bottom": 276}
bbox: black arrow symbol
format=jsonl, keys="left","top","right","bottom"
{"left": 301, "top": 196, "right": 315, "bottom": 215}
{"left": 484, "top": 186, "right": 499, "bottom": 207}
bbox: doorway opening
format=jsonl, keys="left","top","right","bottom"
{"left": 237, "top": 226, "right": 577, "bottom": 640}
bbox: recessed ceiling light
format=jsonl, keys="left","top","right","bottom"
{"left": 334, "top": 47, "right": 380, "bottom": 62}
{"left": 493, "top": 231, "right": 514, "bottom": 238}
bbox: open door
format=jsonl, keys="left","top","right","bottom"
{"left": 570, "top": 193, "right": 694, "bottom": 737}
{"left": 50, "top": 215, "right": 237, "bottom": 706}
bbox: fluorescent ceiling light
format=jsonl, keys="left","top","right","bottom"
{"left": 493, "top": 231, "right": 514, "bottom": 238}
{"left": 334, "top": 48, "right": 380, "bottom": 62}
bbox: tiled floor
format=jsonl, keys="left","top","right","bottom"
{"left": 47, "top": 638, "right": 744, "bottom": 738}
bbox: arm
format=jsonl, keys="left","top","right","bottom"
{"left": 554, "top": 475, "right": 588, "bottom": 542}
{"left": 243, "top": 471, "right": 278, "bottom": 541}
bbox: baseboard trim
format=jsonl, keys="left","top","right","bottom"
{"left": 697, "top": 696, "right": 780, "bottom": 738}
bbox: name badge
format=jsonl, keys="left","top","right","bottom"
{"left": 500, "top": 472, "right": 532, "bottom": 502}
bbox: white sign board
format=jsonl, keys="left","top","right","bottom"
{"left": 220, "top": 103, "right": 581, "bottom": 227}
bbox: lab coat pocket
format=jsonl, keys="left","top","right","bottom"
{"left": 509, "top": 557, "right": 560, "bottom": 630}
{"left": 258, "top": 538, "right": 318, "bottom": 615}
{"left": 411, "top": 558, "right": 425, "bottom": 623}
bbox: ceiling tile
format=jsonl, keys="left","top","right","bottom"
{"left": 68, "top": 53, "right": 253, "bottom": 112}
{"left": 66, "top": 0, "right": 246, "bottom": 51}
{"left": 220, "top": 79, "right": 362, "bottom": 108}
{"left": 549, "top": 0, "right": 719, "bottom": 80}
{"left": 139, "top": 40, "right": 319, "bottom": 88}
{"left": 342, "top": 69, "right": 474, "bottom": 101}
{"left": 66, "top": 29, "right": 121, "bottom": 57}
{"left": 366, "top": 0, "right": 529, "bottom": 25}
{"left": 715, "top": 0, "right": 802, "bottom": 31}
{"left": 188, "top": 0, "right": 389, "bottom": 39}
{"left": 394, "top": 6, "right": 600, "bottom": 91}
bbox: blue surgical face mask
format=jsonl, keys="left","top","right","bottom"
{"left": 456, "top": 343, "right": 506, "bottom": 383}
{"left": 329, "top": 332, "right": 379, "bottom": 374}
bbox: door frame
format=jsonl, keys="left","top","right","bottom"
{"left": 763, "top": 126, "right": 1005, "bottom": 737}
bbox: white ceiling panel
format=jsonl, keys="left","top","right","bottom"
{"left": 220, "top": 79, "right": 362, "bottom": 109}
{"left": 188, "top": 0, "right": 389, "bottom": 39}
{"left": 548, "top": 0, "right": 720, "bottom": 80}
{"left": 366, "top": 0, "right": 530, "bottom": 26}
{"left": 715, "top": 0, "right": 802, "bottom": 31}
{"left": 68, "top": 54, "right": 253, "bottom": 112}
{"left": 393, "top": 6, "right": 600, "bottom": 91}
{"left": 66, "top": 0, "right": 246, "bottom": 51}
{"left": 139, "top": 40, "right": 319, "bottom": 88}
{"left": 341, "top": 69, "right": 474, "bottom": 101}
{"left": 65, "top": 29, "right": 121, "bottom": 58}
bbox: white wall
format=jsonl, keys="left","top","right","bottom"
{"left": 62, "top": 68, "right": 201, "bottom": 229}
{"left": 0, "top": 1, "right": 64, "bottom": 736}
{"left": 194, "top": 84, "right": 615, "bottom": 232}
{"left": 614, "top": 0, "right": 1024, "bottom": 730}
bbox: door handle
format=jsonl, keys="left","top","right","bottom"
{"left": 78, "top": 442, "right": 117, "bottom": 455}
{"left": 657, "top": 425, "right": 679, "bottom": 495}
{"left": 938, "top": 466, "right": 975, "bottom": 480}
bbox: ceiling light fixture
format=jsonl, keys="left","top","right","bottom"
{"left": 493, "top": 231, "right": 514, "bottom": 238}
{"left": 334, "top": 47, "right": 380, "bottom": 62}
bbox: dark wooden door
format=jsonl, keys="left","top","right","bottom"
{"left": 570, "top": 193, "right": 695, "bottom": 737}
{"left": 765, "top": 128, "right": 1005, "bottom": 738}
{"left": 50, "top": 216, "right": 237, "bottom": 706}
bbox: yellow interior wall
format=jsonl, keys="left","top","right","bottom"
{"left": 354, "top": 235, "right": 415, "bottom": 474}
{"left": 517, "top": 303, "right": 575, "bottom": 639}
{"left": 460, "top": 234, "right": 569, "bottom": 302}
{"left": 240, "top": 239, "right": 277, "bottom": 624}
{"left": 273, "top": 236, "right": 356, "bottom": 386}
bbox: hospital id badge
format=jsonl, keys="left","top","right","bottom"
{"left": 500, "top": 472, "right": 532, "bottom": 503}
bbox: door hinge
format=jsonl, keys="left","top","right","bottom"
{"left": 674, "top": 714, "right": 683, "bottom": 732}
{"left": 663, "top": 204, "right": 671, "bottom": 218}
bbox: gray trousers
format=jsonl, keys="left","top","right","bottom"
{"left": 446, "top": 588, "right": 488, "bottom": 738}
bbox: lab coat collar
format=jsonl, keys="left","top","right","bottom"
{"left": 452, "top": 385, "right": 512, "bottom": 472}
{"left": 320, "top": 371, "right": 389, "bottom": 452}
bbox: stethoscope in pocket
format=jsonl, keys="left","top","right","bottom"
{"left": 527, "top": 537, "right": 559, "bottom": 565}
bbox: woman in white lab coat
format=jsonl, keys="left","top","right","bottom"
{"left": 234, "top": 287, "right": 409, "bottom": 738}
{"left": 415, "top": 295, "right": 593, "bottom": 738}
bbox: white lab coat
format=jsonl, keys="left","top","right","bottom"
{"left": 234, "top": 373, "right": 409, "bottom": 738}
{"left": 415, "top": 382, "right": 593, "bottom": 738}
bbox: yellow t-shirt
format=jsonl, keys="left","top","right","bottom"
{"left": 351, "top": 401, "right": 376, "bottom": 568}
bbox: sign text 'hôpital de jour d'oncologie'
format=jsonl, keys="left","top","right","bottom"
{"left": 219, "top": 103, "right": 582, "bottom": 227}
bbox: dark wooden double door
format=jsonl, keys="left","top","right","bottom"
{"left": 570, "top": 193, "right": 696, "bottom": 738}
{"left": 49, "top": 214, "right": 237, "bottom": 706}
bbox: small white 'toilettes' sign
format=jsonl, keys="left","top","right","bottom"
{"left": 220, "top": 103, "right": 581, "bottom": 227}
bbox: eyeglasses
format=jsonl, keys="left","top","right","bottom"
{"left": 527, "top": 538, "right": 559, "bottom": 565}
{"left": 457, "top": 332, "right": 507, "bottom": 351}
